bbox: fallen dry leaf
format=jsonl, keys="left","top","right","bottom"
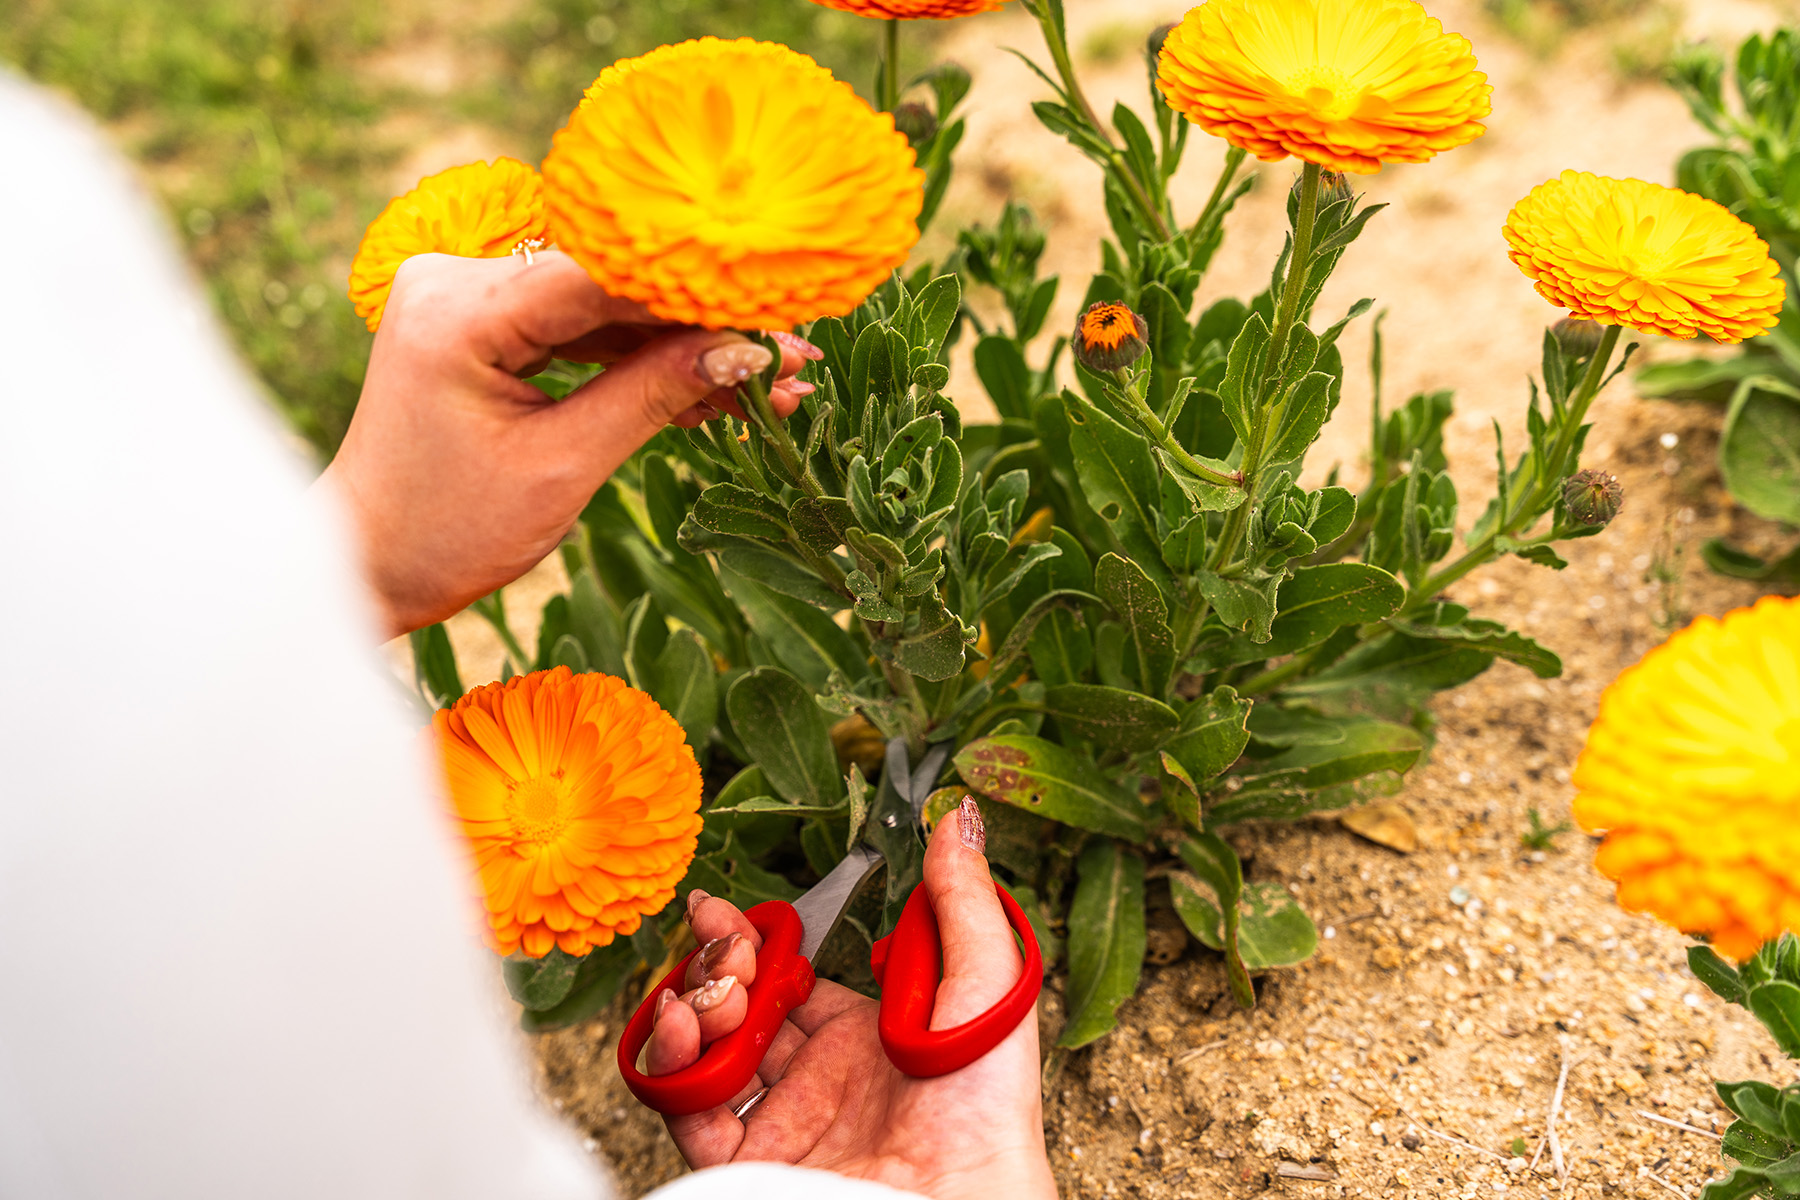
{"left": 1339, "top": 802, "right": 1418, "bottom": 853}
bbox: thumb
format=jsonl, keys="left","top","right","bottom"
{"left": 921, "top": 797, "right": 1025, "bottom": 1030}
{"left": 550, "top": 329, "right": 773, "bottom": 447}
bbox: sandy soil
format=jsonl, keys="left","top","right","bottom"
{"left": 396, "top": 1, "right": 1800, "bottom": 1194}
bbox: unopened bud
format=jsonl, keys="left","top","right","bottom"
{"left": 892, "top": 102, "right": 937, "bottom": 146}
{"left": 1562, "top": 469, "right": 1624, "bottom": 526}
{"left": 1147, "top": 22, "right": 1177, "bottom": 60}
{"left": 1552, "top": 317, "right": 1605, "bottom": 358}
{"left": 1074, "top": 301, "right": 1149, "bottom": 373}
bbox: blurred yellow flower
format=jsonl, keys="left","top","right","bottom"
{"left": 809, "top": 0, "right": 1004, "bottom": 16}
{"left": 1155, "top": 0, "right": 1491, "bottom": 175}
{"left": 544, "top": 37, "right": 923, "bottom": 329}
{"left": 435, "top": 667, "right": 703, "bottom": 959}
{"left": 347, "top": 158, "right": 547, "bottom": 332}
{"left": 1574, "top": 595, "right": 1800, "bottom": 961}
{"left": 1504, "top": 171, "right": 1785, "bottom": 343}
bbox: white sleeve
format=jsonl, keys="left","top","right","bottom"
{"left": 648, "top": 1164, "right": 929, "bottom": 1200}
{"left": 0, "top": 72, "right": 602, "bottom": 1200}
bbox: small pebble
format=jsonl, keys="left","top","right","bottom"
{"left": 1449, "top": 885, "right": 1472, "bottom": 905}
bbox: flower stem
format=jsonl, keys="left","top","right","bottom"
{"left": 1400, "top": 323, "right": 1624, "bottom": 613}
{"left": 738, "top": 373, "right": 824, "bottom": 500}
{"left": 1207, "top": 161, "right": 1323, "bottom": 573}
{"left": 881, "top": 19, "right": 901, "bottom": 112}
{"left": 1112, "top": 370, "right": 1242, "bottom": 489}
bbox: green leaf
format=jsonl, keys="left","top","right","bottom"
{"left": 845, "top": 765, "right": 872, "bottom": 854}
{"left": 1096, "top": 553, "right": 1176, "bottom": 696}
{"left": 1721, "top": 379, "right": 1800, "bottom": 524}
{"left": 1721, "top": 1081, "right": 1793, "bottom": 1139}
{"left": 1171, "top": 876, "right": 1316, "bottom": 970}
{"left": 1202, "top": 563, "right": 1403, "bottom": 669}
{"left": 692, "top": 482, "right": 789, "bottom": 540}
{"left": 720, "top": 566, "right": 864, "bottom": 690}
{"left": 789, "top": 497, "right": 854, "bottom": 556}
{"left": 1703, "top": 539, "right": 1800, "bottom": 584}
{"left": 955, "top": 735, "right": 1149, "bottom": 840}
{"left": 1265, "top": 372, "right": 1334, "bottom": 464}
{"left": 726, "top": 669, "right": 842, "bottom": 808}
{"left": 1289, "top": 629, "right": 1496, "bottom": 698}
{"left": 503, "top": 947, "right": 584, "bottom": 1011}
{"left": 894, "top": 595, "right": 968, "bottom": 682}
{"left": 1171, "top": 834, "right": 1253, "bottom": 1006}
{"left": 1194, "top": 569, "right": 1279, "bottom": 644}
{"left": 1701, "top": 1166, "right": 1777, "bottom": 1200}
{"left": 547, "top": 633, "right": 590, "bottom": 674}
{"left": 975, "top": 335, "right": 1034, "bottom": 420}
{"left": 1063, "top": 392, "right": 1174, "bottom": 596}
{"left": 1058, "top": 840, "right": 1146, "bottom": 1048}
{"left": 1042, "top": 684, "right": 1179, "bottom": 752}
{"left": 622, "top": 594, "right": 668, "bottom": 693}
{"left": 651, "top": 629, "right": 717, "bottom": 751}
{"left": 516, "top": 938, "right": 642, "bottom": 1032}
{"left": 1310, "top": 486, "right": 1357, "bottom": 546}
{"left": 409, "top": 623, "right": 464, "bottom": 709}
{"left": 1723, "top": 1117, "right": 1794, "bottom": 1168}
{"left": 1219, "top": 312, "right": 1272, "bottom": 446}
{"left": 715, "top": 542, "right": 848, "bottom": 612}
{"left": 1750, "top": 981, "right": 1800, "bottom": 1057}
{"left": 1029, "top": 606, "right": 1093, "bottom": 688}
{"left": 1164, "top": 687, "right": 1253, "bottom": 783}
{"left": 1248, "top": 719, "right": 1424, "bottom": 788}
{"left": 567, "top": 568, "right": 628, "bottom": 678}
{"left": 1387, "top": 606, "right": 1563, "bottom": 680}
{"left": 914, "top": 274, "right": 961, "bottom": 353}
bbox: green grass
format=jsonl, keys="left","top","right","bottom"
{"left": 1, "top": 0, "right": 928, "bottom": 458}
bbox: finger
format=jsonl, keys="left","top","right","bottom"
{"left": 686, "top": 931, "right": 756, "bottom": 991}
{"left": 644, "top": 989, "right": 700, "bottom": 1075}
{"left": 922, "top": 798, "right": 1023, "bottom": 1029}
{"left": 685, "top": 889, "right": 762, "bottom": 953}
{"left": 786, "top": 977, "right": 870, "bottom": 1036}
{"left": 551, "top": 322, "right": 672, "bottom": 364}
{"left": 682, "top": 974, "right": 747, "bottom": 1042}
{"left": 549, "top": 331, "right": 775, "bottom": 447}
{"left": 664, "top": 1106, "right": 747, "bottom": 1168}
{"left": 752, "top": 1017, "right": 812, "bottom": 1081}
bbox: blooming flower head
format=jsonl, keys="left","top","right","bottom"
{"left": 1155, "top": 0, "right": 1491, "bottom": 175}
{"left": 1504, "top": 171, "right": 1786, "bottom": 343}
{"left": 348, "top": 158, "right": 547, "bottom": 332}
{"left": 435, "top": 667, "right": 703, "bottom": 959}
{"left": 1074, "top": 301, "right": 1149, "bottom": 372}
{"left": 1573, "top": 596, "right": 1800, "bottom": 961}
{"left": 544, "top": 38, "right": 924, "bottom": 329}
{"left": 810, "top": 0, "right": 1004, "bottom": 16}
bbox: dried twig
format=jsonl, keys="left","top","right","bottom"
{"left": 1175, "top": 1038, "right": 1227, "bottom": 1064}
{"left": 1646, "top": 1171, "right": 1691, "bottom": 1199}
{"left": 1548, "top": 1050, "right": 1572, "bottom": 1181}
{"left": 1414, "top": 1123, "right": 1509, "bottom": 1162}
{"left": 1274, "top": 1163, "right": 1336, "bottom": 1181}
{"left": 1635, "top": 1111, "right": 1721, "bottom": 1140}
{"left": 1527, "top": 1135, "right": 1547, "bottom": 1171}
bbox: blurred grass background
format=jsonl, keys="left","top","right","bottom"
{"left": 0, "top": 0, "right": 906, "bottom": 456}
{"left": 2, "top": 0, "right": 1673, "bottom": 458}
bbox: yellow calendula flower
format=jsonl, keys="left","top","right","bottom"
{"left": 1155, "top": 0, "right": 1491, "bottom": 175}
{"left": 544, "top": 38, "right": 924, "bottom": 329}
{"left": 435, "top": 667, "right": 703, "bottom": 959}
{"left": 1504, "top": 171, "right": 1785, "bottom": 343}
{"left": 809, "top": 0, "right": 1004, "bottom": 16}
{"left": 1573, "top": 595, "right": 1800, "bottom": 961}
{"left": 347, "top": 158, "right": 547, "bottom": 332}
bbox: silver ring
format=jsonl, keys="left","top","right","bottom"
{"left": 732, "top": 1086, "right": 771, "bottom": 1121}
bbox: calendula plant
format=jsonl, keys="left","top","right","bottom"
{"left": 1638, "top": 27, "right": 1800, "bottom": 585}
{"left": 392, "top": 0, "right": 1782, "bottom": 1044}
{"left": 1571, "top": 595, "right": 1800, "bottom": 1197}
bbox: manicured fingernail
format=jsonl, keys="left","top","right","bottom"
{"left": 693, "top": 400, "right": 722, "bottom": 421}
{"left": 684, "top": 889, "right": 710, "bottom": 925}
{"left": 772, "top": 330, "right": 825, "bottom": 361}
{"left": 696, "top": 341, "right": 773, "bottom": 387}
{"left": 698, "top": 933, "right": 741, "bottom": 972}
{"left": 653, "top": 987, "right": 678, "bottom": 1025}
{"left": 690, "top": 975, "right": 737, "bottom": 1013}
{"left": 959, "top": 795, "right": 986, "bottom": 855}
{"left": 783, "top": 380, "right": 817, "bottom": 397}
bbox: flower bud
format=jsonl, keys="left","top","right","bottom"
{"left": 1552, "top": 316, "right": 1605, "bottom": 359}
{"left": 892, "top": 102, "right": 938, "bottom": 147}
{"left": 1147, "top": 22, "right": 1177, "bottom": 60}
{"left": 1074, "top": 301, "right": 1149, "bottom": 373}
{"left": 1562, "top": 469, "right": 1624, "bottom": 526}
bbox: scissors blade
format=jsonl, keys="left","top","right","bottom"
{"left": 909, "top": 740, "right": 955, "bottom": 825}
{"left": 792, "top": 844, "right": 884, "bottom": 962}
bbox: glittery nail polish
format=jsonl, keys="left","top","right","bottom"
{"left": 958, "top": 795, "right": 986, "bottom": 855}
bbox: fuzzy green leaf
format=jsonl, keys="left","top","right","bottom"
{"left": 1063, "top": 392, "right": 1173, "bottom": 594}
{"left": 1096, "top": 552, "right": 1176, "bottom": 696}
{"left": 726, "top": 669, "right": 842, "bottom": 808}
{"left": 1042, "top": 684, "right": 1179, "bottom": 752}
{"left": 1164, "top": 688, "right": 1253, "bottom": 783}
{"left": 1721, "top": 379, "right": 1800, "bottom": 524}
{"left": 1058, "top": 840, "right": 1147, "bottom": 1047}
{"left": 955, "top": 735, "right": 1150, "bottom": 840}
{"left": 1750, "top": 981, "right": 1800, "bottom": 1057}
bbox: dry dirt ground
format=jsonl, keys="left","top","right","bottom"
{"left": 398, "top": 1, "right": 1800, "bottom": 1195}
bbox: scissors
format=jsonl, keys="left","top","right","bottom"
{"left": 617, "top": 738, "right": 1043, "bottom": 1117}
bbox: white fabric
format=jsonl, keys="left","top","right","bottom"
{"left": 0, "top": 75, "right": 910, "bottom": 1200}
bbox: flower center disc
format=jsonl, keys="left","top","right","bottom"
{"left": 1285, "top": 65, "right": 1361, "bottom": 121}
{"left": 505, "top": 775, "right": 570, "bottom": 846}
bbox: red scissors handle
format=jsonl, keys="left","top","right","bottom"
{"left": 616, "top": 901, "right": 814, "bottom": 1117}
{"left": 870, "top": 882, "right": 1042, "bottom": 1077}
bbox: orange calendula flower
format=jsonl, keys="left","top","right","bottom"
{"left": 1156, "top": 0, "right": 1491, "bottom": 175}
{"left": 348, "top": 158, "right": 547, "bottom": 332}
{"left": 1573, "top": 595, "right": 1800, "bottom": 961}
{"left": 544, "top": 38, "right": 924, "bottom": 329}
{"left": 809, "top": 0, "right": 1004, "bottom": 17}
{"left": 435, "top": 667, "right": 703, "bottom": 959}
{"left": 1504, "top": 171, "right": 1786, "bottom": 344}
{"left": 1073, "top": 301, "right": 1149, "bottom": 373}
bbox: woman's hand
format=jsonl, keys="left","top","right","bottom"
{"left": 644, "top": 804, "right": 1059, "bottom": 1200}
{"left": 321, "top": 250, "right": 813, "bottom": 639}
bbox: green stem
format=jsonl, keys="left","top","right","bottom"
{"left": 881, "top": 19, "right": 901, "bottom": 113}
{"left": 738, "top": 373, "right": 824, "bottom": 499}
{"left": 472, "top": 593, "right": 531, "bottom": 671}
{"left": 1031, "top": 5, "right": 1172, "bottom": 241}
{"left": 1113, "top": 371, "right": 1242, "bottom": 489}
{"left": 1208, "top": 162, "right": 1323, "bottom": 573}
{"left": 1189, "top": 146, "right": 1248, "bottom": 241}
{"left": 1401, "top": 324, "right": 1624, "bottom": 614}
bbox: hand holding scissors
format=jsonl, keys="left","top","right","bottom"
{"left": 619, "top": 789, "right": 1057, "bottom": 1199}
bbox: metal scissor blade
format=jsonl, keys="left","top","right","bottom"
{"left": 792, "top": 844, "right": 884, "bottom": 961}
{"left": 908, "top": 740, "right": 955, "bottom": 824}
